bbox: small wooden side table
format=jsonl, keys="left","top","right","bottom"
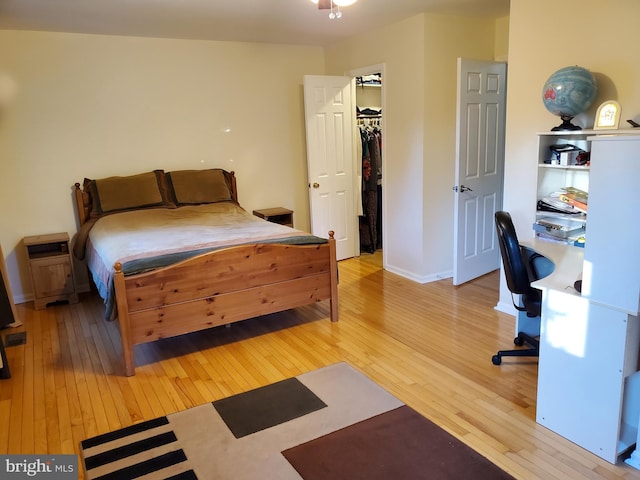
{"left": 252, "top": 207, "right": 294, "bottom": 228}
{"left": 24, "top": 232, "right": 78, "bottom": 310}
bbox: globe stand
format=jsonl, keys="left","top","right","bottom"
{"left": 551, "top": 115, "right": 582, "bottom": 131}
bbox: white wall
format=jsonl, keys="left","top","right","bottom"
{"left": 501, "top": 0, "right": 640, "bottom": 308}
{"left": 0, "top": 30, "right": 324, "bottom": 302}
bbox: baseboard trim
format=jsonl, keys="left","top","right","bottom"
{"left": 384, "top": 265, "right": 452, "bottom": 284}
{"left": 494, "top": 300, "right": 517, "bottom": 316}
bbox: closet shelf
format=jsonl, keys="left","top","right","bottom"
{"left": 356, "top": 74, "right": 381, "bottom": 88}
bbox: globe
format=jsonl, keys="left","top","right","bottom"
{"left": 542, "top": 66, "right": 598, "bottom": 131}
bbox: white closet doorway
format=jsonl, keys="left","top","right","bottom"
{"left": 348, "top": 64, "right": 385, "bottom": 259}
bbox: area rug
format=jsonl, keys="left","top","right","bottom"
{"left": 80, "top": 362, "right": 514, "bottom": 479}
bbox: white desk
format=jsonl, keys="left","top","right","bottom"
{"left": 525, "top": 239, "right": 583, "bottom": 295}
{"left": 513, "top": 239, "right": 583, "bottom": 338}
{"left": 522, "top": 238, "right": 640, "bottom": 464}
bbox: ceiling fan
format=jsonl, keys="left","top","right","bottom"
{"left": 311, "top": 0, "right": 358, "bottom": 19}
{"left": 314, "top": 0, "right": 358, "bottom": 7}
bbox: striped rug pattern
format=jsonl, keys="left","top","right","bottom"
{"left": 81, "top": 414, "right": 196, "bottom": 479}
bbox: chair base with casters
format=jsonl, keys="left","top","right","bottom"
{"left": 492, "top": 332, "right": 539, "bottom": 365}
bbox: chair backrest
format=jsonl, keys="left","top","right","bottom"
{"left": 495, "top": 211, "right": 531, "bottom": 295}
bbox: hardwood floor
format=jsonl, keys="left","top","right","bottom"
{"left": 1, "top": 251, "right": 639, "bottom": 479}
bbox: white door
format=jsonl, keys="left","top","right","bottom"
{"left": 303, "top": 75, "right": 356, "bottom": 261}
{"left": 453, "top": 59, "right": 507, "bottom": 285}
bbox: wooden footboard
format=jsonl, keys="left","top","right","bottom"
{"left": 113, "top": 234, "right": 338, "bottom": 376}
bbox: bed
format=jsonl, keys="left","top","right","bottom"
{"left": 73, "top": 168, "right": 338, "bottom": 376}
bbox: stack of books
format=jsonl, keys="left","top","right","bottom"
{"left": 557, "top": 187, "right": 588, "bottom": 213}
{"left": 537, "top": 187, "right": 588, "bottom": 215}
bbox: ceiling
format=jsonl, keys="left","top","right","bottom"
{"left": 0, "top": 0, "right": 509, "bottom": 47}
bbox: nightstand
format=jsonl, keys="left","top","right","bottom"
{"left": 24, "top": 232, "right": 78, "bottom": 310}
{"left": 252, "top": 207, "right": 294, "bottom": 228}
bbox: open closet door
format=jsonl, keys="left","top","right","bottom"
{"left": 303, "top": 75, "right": 357, "bottom": 261}
{"left": 453, "top": 59, "right": 506, "bottom": 285}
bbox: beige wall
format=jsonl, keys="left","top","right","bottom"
{"left": 422, "top": 14, "right": 496, "bottom": 277}
{"left": 0, "top": 30, "right": 324, "bottom": 301}
{"left": 494, "top": 16, "right": 509, "bottom": 62}
{"left": 326, "top": 15, "right": 427, "bottom": 279}
{"left": 9, "top": 1, "right": 631, "bottom": 304}
{"left": 326, "top": 13, "right": 497, "bottom": 281}
{"left": 501, "top": 0, "right": 640, "bottom": 308}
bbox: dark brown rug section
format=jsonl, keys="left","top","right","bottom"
{"left": 213, "top": 377, "right": 327, "bottom": 438}
{"left": 282, "top": 405, "right": 515, "bottom": 480}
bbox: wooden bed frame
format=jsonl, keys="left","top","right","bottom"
{"left": 73, "top": 171, "right": 338, "bottom": 376}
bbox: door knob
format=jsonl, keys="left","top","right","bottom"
{"left": 312, "top": 182, "right": 320, "bottom": 189}
{"left": 452, "top": 185, "right": 473, "bottom": 193}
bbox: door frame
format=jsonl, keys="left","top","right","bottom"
{"left": 346, "top": 63, "right": 387, "bottom": 264}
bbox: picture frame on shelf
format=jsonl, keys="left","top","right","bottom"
{"left": 593, "top": 100, "right": 621, "bottom": 130}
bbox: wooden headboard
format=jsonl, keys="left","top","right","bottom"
{"left": 73, "top": 169, "right": 238, "bottom": 227}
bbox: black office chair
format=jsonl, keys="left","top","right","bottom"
{"left": 492, "top": 211, "right": 541, "bottom": 365}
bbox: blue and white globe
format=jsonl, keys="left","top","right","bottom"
{"left": 542, "top": 66, "right": 598, "bottom": 130}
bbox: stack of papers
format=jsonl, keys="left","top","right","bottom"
{"left": 533, "top": 216, "right": 586, "bottom": 240}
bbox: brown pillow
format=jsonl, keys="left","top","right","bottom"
{"left": 167, "top": 169, "right": 232, "bottom": 205}
{"left": 85, "top": 170, "right": 173, "bottom": 215}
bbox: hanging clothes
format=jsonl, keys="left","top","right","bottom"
{"left": 374, "top": 129, "right": 382, "bottom": 249}
{"left": 355, "top": 74, "right": 383, "bottom": 254}
{"left": 359, "top": 126, "right": 381, "bottom": 253}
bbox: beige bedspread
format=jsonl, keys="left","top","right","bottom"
{"left": 83, "top": 202, "right": 323, "bottom": 318}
